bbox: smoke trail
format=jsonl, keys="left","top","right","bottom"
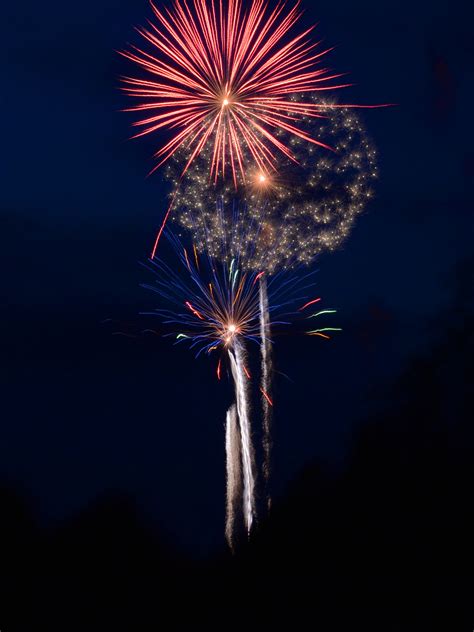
{"left": 225, "top": 404, "right": 241, "bottom": 550}
{"left": 228, "top": 341, "right": 255, "bottom": 534}
{"left": 259, "top": 276, "right": 273, "bottom": 510}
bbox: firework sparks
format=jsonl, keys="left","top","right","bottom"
{"left": 121, "top": 0, "right": 352, "bottom": 183}
{"left": 167, "top": 103, "right": 379, "bottom": 271}
{"left": 142, "top": 230, "right": 333, "bottom": 358}
{"left": 144, "top": 248, "right": 263, "bottom": 357}
{"left": 299, "top": 297, "right": 321, "bottom": 311}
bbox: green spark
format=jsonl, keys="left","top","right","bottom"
{"left": 307, "top": 327, "right": 342, "bottom": 334}
{"left": 308, "top": 309, "right": 337, "bottom": 318}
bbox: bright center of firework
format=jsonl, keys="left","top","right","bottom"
{"left": 258, "top": 174, "right": 267, "bottom": 183}
{"left": 223, "top": 322, "right": 239, "bottom": 344}
{"left": 123, "top": 0, "right": 348, "bottom": 184}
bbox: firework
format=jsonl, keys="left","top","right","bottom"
{"left": 141, "top": 231, "right": 341, "bottom": 536}
{"left": 142, "top": 231, "right": 337, "bottom": 355}
{"left": 143, "top": 243, "right": 262, "bottom": 357}
{"left": 143, "top": 236, "right": 262, "bottom": 535}
{"left": 167, "top": 101, "right": 377, "bottom": 271}
{"left": 117, "top": 0, "right": 389, "bottom": 552}
{"left": 121, "top": 0, "right": 354, "bottom": 184}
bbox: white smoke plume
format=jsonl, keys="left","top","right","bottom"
{"left": 228, "top": 341, "right": 255, "bottom": 534}
{"left": 225, "top": 404, "right": 241, "bottom": 550}
{"left": 259, "top": 276, "right": 273, "bottom": 510}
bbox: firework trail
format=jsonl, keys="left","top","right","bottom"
{"left": 225, "top": 403, "right": 242, "bottom": 550}
{"left": 259, "top": 275, "right": 273, "bottom": 509}
{"left": 141, "top": 236, "right": 342, "bottom": 544}
{"left": 228, "top": 340, "right": 255, "bottom": 534}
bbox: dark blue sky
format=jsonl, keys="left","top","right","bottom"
{"left": 1, "top": 0, "right": 472, "bottom": 555}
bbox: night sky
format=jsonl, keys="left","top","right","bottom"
{"left": 2, "top": 0, "right": 472, "bottom": 564}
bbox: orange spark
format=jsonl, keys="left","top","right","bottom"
{"left": 185, "top": 301, "right": 204, "bottom": 320}
{"left": 253, "top": 271, "right": 265, "bottom": 286}
{"left": 260, "top": 387, "right": 273, "bottom": 407}
{"left": 193, "top": 244, "right": 200, "bottom": 270}
{"left": 299, "top": 297, "right": 321, "bottom": 311}
{"left": 183, "top": 248, "right": 191, "bottom": 271}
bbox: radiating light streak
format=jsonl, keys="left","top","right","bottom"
{"left": 146, "top": 241, "right": 267, "bottom": 361}
{"left": 233, "top": 275, "right": 246, "bottom": 305}
{"left": 193, "top": 244, "right": 200, "bottom": 270}
{"left": 299, "top": 297, "right": 321, "bottom": 311}
{"left": 144, "top": 232, "right": 336, "bottom": 371}
{"left": 232, "top": 268, "right": 239, "bottom": 289}
{"left": 151, "top": 190, "right": 179, "bottom": 258}
{"left": 253, "top": 271, "right": 265, "bottom": 286}
{"left": 121, "top": 0, "right": 363, "bottom": 182}
{"left": 183, "top": 247, "right": 191, "bottom": 271}
{"left": 309, "top": 309, "right": 337, "bottom": 318}
{"left": 185, "top": 301, "right": 204, "bottom": 320}
{"left": 260, "top": 387, "right": 274, "bottom": 407}
{"left": 308, "top": 327, "right": 342, "bottom": 333}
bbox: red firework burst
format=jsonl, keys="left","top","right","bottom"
{"left": 121, "top": 0, "right": 351, "bottom": 184}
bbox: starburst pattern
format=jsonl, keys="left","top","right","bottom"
{"left": 121, "top": 0, "right": 351, "bottom": 183}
